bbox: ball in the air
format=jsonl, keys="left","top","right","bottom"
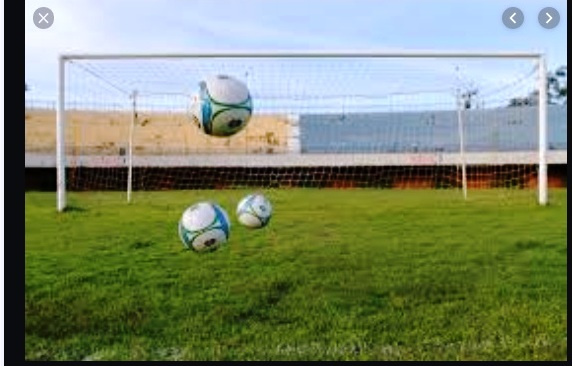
{"left": 178, "top": 201, "right": 230, "bottom": 252}
{"left": 189, "top": 74, "right": 253, "bottom": 137}
{"left": 236, "top": 193, "right": 272, "bottom": 229}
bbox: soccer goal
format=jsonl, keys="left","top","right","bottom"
{"left": 41, "top": 51, "right": 561, "bottom": 211}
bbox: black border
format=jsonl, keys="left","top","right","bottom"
{"left": 564, "top": 5, "right": 571, "bottom": 358}
{"left": 10, "top": 1, "right": 25, "bottom": 363}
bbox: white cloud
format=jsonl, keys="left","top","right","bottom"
{"left": 24, "top": 0, "right": 566, "bottom": 102}
{"left": 26, "top": 0, "right": 127, "bottom": 96}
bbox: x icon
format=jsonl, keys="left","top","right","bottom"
{"left": 34, "top": 7, "right": 54, "bottom": 28}
{"left": 38, "top": 13, "right": 50, "bottom": 24}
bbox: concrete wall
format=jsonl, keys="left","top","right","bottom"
{"left": 299, "top": 106, "right": 567, "bottom": 153}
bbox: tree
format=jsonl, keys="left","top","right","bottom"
{"left": 552, "top": 65, "right": 567, "bottom": 104}
{"left": 508, "top": 65, "right": 567, "bottom": 107}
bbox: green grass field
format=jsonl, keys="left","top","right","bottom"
{"left": 25, "top": 189, "right": 567, "bottom": 361}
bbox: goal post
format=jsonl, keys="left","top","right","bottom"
{"left": 537, "top": 56, "right": 549, "bottom": 206}
{"left": 56, "top": 56, "right": 66, "bottom": 212}
{"left": 127, "top": 89, "right": 138, "bottom": 204}
{"left": 53, "top": 50, "right": 553, "bottom": 212}
{"left": 456, "top": 88, "right": 468, "bottom": 201}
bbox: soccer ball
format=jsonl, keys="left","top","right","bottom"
{"left": 189, "top": 74, "right": 253, "bottom": 137}
{"left": 178, "top": 201, "right": 231, "bottom": 252}
{"left": 236, "top": 193, "right": 273, "bottom": 229}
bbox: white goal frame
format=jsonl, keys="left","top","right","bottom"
{"left": 56, "top": 50, "right": 549, "bottom": 211}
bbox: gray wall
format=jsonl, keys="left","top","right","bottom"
{"left": 300, "top": 106, "right": 567, "bottom": 153}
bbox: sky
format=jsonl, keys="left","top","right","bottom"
{"left": 25, "top": 0, "right": 567, "bottom": 112}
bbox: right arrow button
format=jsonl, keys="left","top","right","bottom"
{"left": 539, "top": 7, "right": 560, "bottom": 29}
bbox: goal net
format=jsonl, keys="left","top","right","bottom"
{"left": 24, "top": 52, "right": 564, "bottom": 211}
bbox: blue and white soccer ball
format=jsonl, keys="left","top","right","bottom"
{"left": 236, "top": 193, "right": 273, "bottom": 229}
{"left": 189, "top": 74, "right": 253, "bottom": 137}
{"left": 178, "top": 201, "right": 231, "bottom": 252}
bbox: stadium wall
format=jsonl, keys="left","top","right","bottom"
{"left": 24, "top": 104, "right": 567, "bottom": 191}
{"left": 25, "top": 165, "right": 567, "bottom": 191}
{"left": 300, "top": 106, "right": 567, "bottom": 153}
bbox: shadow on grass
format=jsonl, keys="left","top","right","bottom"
{"left": 130, "top": 240, "right": 155, "bottom": 250}
{"left": 61, "top": 205, "right": 88, "bottom": 213}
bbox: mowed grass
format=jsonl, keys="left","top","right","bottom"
{"left": 25, "top": 189, "right": 567, "bottom": 361}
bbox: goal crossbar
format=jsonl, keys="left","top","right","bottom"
{"left": 60, "top": 50, "right": 543, "bottom": 61}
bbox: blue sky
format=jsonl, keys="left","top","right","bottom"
{"left": 25, "top": 0, "right": 567, "bottom": 111}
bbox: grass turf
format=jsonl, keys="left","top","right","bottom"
{"left": 25, "top": 189, "right": 567, "bottom": 360}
